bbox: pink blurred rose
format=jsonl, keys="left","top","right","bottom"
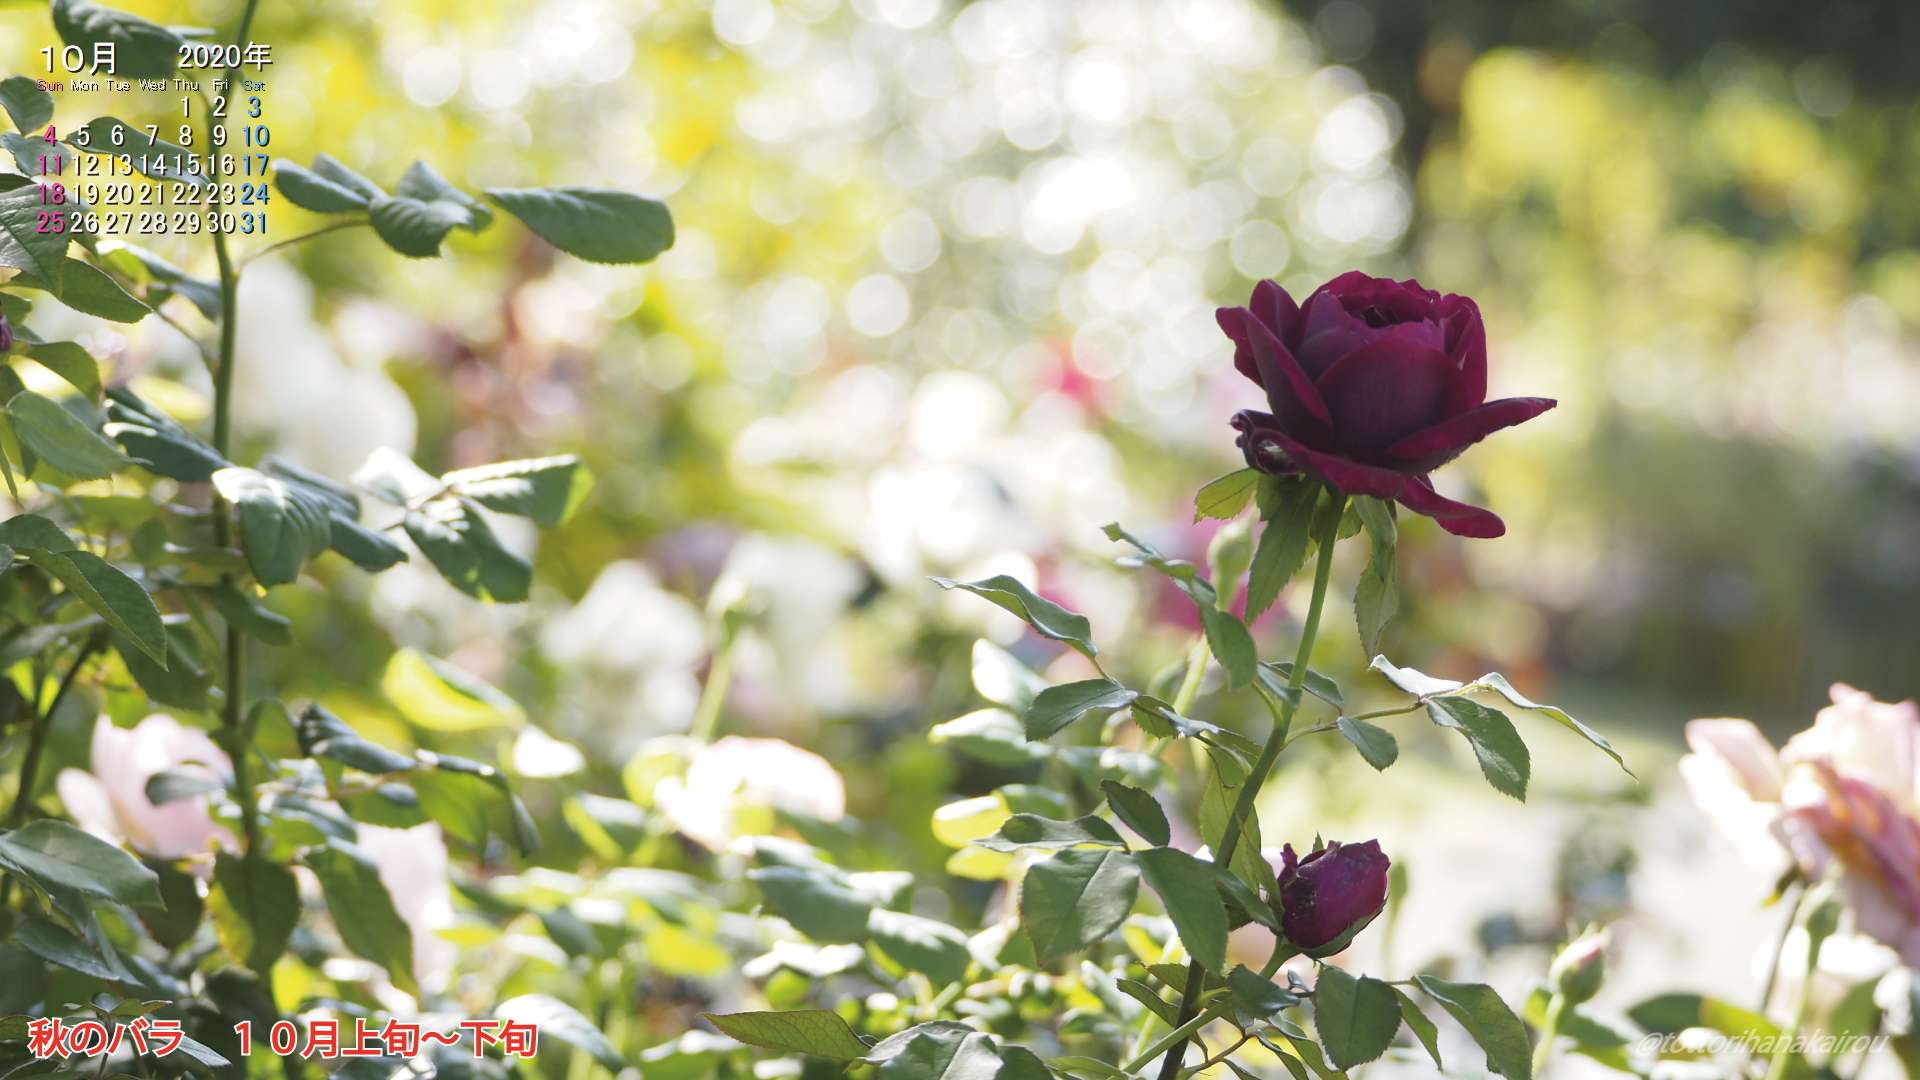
{"left": 357, "top": 823, "right": 458, "bottom": 992}
{"left": 56, "top": 715, "right": 231, "bottom": 859}
{"left": 1681, "top": 684, "right": 1920, "bottom": 963}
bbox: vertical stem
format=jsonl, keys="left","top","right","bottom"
{"left": 207, "top": 0, "right": 263, "bottom": 858}
{"left": 687, "top": 636, "right": 736, "bottom": 744}
{"left": 1757, "top": 881, "right": 1804, "bottom": 1015}
{"left": 1169, "top": 637, "right": 1212, "bottom": 717}
{"left": 1531, "top": 993, "right": 1565, "bottom": 1076}
{"left": 1154, "top": 490, "right": 1345, "bottom": 1080}
{"left": 6, "top": 632, "right": 107, "bottom": 826}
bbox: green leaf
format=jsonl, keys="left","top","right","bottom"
{"left": 369, "top": 195, "right": 472, "bottom": 258}
{"left": 208, "top": 852, "right": 297, "bottom": 975}
{"left": 496, "top": 994, "right": 621, "bottom": 1070}
{"left": 0, "top": 77, "right": 53, "bottom": 133}
{"left": 1200, "top": 605, "right": 1257, "bottom": 690}
{"left": 932, "top": 574, "right": 1097, "bottom": 659}
{"left": 969, "top": 639, "right": 1047, "bottom": 712}
{"left": 1017, "top": 847, "right": 1139, "bottom": 963}
{"left": 0, "top": 512, "right": 75, "bottom": 551}
{"left": 328, "top": 515, "right": 408, "bottom": 572}
{"left": 1470, "top": 673, "right": 1633, "bottom": 777}
{"left": 5, "top": 391, "right": 126, "bottom": 478}
{"left": 1426, "top": 697, "right": 1530, "bottom": 801}
{"left": 395, "top": 161, "right": 491, "bottom": 231}
{"left": 206, "top": 585, "right": 291, "bottom": 646}
{"left": 486, "top": 187, "right": 674, "bottom": 264}
{"left": 977, "top": 814, "right": 1124, "bottom": 853}
{"left": 274, "top": 159, "right": 375, "bottom": 213}
{"left": 867, "top": 909, "right": 970, "bottom": 986}
{"left": 14, "top": 914, "right": 121, "bottom": 981}
{"left": 1313, "top": 966, "right": 1401, "bottom": 1069}
{"left": 749, "top": 865, "right": 872, "bottom": 943}
{"left": 1194, "top": 468, "right": 1260, "bottom": 522}
{"left": 303, "top": 839, "right": 416, "bottom": 994}
{"left": 1197, "top": 760, "right": 1268, "bottom": 900}
{"left": 407, "top": 754, "right": 538, "bottom": 856}
{"left": 1024, "top": 678, "right": 1136, "bottom": 740}
{"left": 1390, "top": 986, "right": 1443, "bottom": 1068}
{"left": 67, "top": 118, "right": 207, "bottom": 190}
{"left": 1368, "top": 655, "right": 1463, "bottom": 697}
{"left": 403, "top": 497, "right": 531, "bottom": 603}
{"left": 1352, "top": 496, "right": 1397, "bottom": 656}
{"left": 929, "top": 708, "right": 1047, "bottom": 766}
{"left": 297, "top": 704, "right": 418, "bottom": 774}
{"left": 1101, "top": 781, "right": 1169, "bottom": 847}
{"left": 1520, "top": 988, "right": 1634, "bottom": 1071}
{"left": 104, "top": 242, "right": 219, "bottom": 317}
{"left": 1335, "top": 715, "right": 1398, "bottom": 771}
{"left": 1227, "top": 965, "right": 1300, "bottom": 1019}
{"left": 51, "top": 0, "right": 181, "bottom": 79}
{"left": 1625, "top": 993, "right": 1779, "bottom": 1041}
{"left": 382, "top": 648, "right": 524, "bottom": 732}
{"left": 1103, "top": 521, "right": 1212, "bottom": 604}
{"left": 115, "top": 625, "right": 206, "bottom": 708}
{"left": 36, "top": 549, "right": 165, "bottom": 664}
{"left": 0, "top": 184, "right": 71, "bottom": 289}
{"left": 1260, "top": 662, "right": 1344, "bottom": 709}
{"left": 1245, "top": 479, "right": 1317, "bottom": 618}
{"left": 702, "top": 1011, "right": 871, "bottom": 1062}
{"left": 440, "top": 455, "right": 592, "bottom": 527}
{"left": 864, "top": 1022, "right": 1002, "bottom": 1080}
{"left": 144, "top": 769, "right": 221, "bottom": 804}
{"left": 103, "top": 388, "right": 227, "bottom": 481}
{"left": 138, "top": 856, "right": 204, "bottom": 951}
{"left": 1135, "top": 847, "right": 1229, "bottom": 974}
{"left": 1116, "top": 978, "right": 1180, "bottom": 1026}
{"left": 1413, "top": 976, "right": 1532, "bottom": 1080}
{"left": 0, "top": 819, "right": 162, "bottom": 908}
{"left": 31, "top": 258, "right": 150, "bottom": 322}
{"left": 212, "top": 467, "right": 334, "bottom": 586}
{"left": 23, "top": 342, "right": 101, "bottom": 400}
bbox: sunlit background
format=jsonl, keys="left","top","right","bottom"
{"left": 6, "top": 0, "right": 1918, "bottom": 1072}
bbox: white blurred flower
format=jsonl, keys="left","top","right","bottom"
{"left": 56, "top": 715, "right": 231, "bottom": 859}
{"left": 232, "top": 262, "right": 417, "bottom": 478}
{"left": 654, "top": 736, "right": 846, "bottom": 851}
{"left": 542, "top": 560, "right": 705, "bottom": 674}
{"left": 1682, "top": 684, "right": 1920, "bottom": 964}
{"left": 356, "top": 823, "right": 458, "bottom": 992}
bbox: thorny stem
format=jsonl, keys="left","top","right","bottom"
{"left": 1531, "top": 992, "right": 1566, "bottom": 1075}
{"left": 1155, "top": 489, "right": 1346, "bottom": 1080}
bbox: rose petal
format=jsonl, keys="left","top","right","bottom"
{"left": 1296, "top": 290, "right": 1378, "bottom": 378}
{"left": 1396, "top": 475, "right": 1506, "bottom": 538}
{"left": 1684, "top": 718, "right": 1785, "bottom": 800}
{"left": 1321, "top": 271, "right": 1441, "bottom": 325}
{"left": 1438, "top": 294, "right": 1488, "bottom": 412}
{"left": 1313, "top": 338, "right": 1457, "bottom": 458}
{"left": 1249, "top": 279, "right": 1303, "bottom": 351}
{"left": 1232, "top": 412, "right": 1408, "bottom": 499}
{"left": 1237, "top": 307, "right": 1332, "bottom": 436}
{"left": 1384, "top": 397, "right": 1557, "bottom": 470}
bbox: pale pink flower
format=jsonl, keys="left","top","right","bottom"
{"left": 356, "top": 823, "right": 458, "bottom": 992}
{"left": 653, "top": 736, "right": 846, "bottom": 851}
{"left": 1682, "top": 685, "right": 1920, "bottom": 964}
{"left": 55, "top": 715, "right": 231, "bottom": 859}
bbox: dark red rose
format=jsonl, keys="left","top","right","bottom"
{"left": 1275, "top": 839, "right": 1390, "bottom": 955}
{"left": 1219, "top": 273, "right": 1554, "bottom": 538}
{"left": 0, "top": 313, "right": 12, "bottom": 354}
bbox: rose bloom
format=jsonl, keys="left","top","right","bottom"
{"left": 1220, "top": 273, "right": 1555, "bottom": 538}
{"left": 653, "top": 736, "right": 846, "bottom": 851}
{"left": 356, "top": 823, "right": 458, "bottom": 992}
{"left": 57, "top": 715, "right": 231, "bottom": 859}
{"left": 1681, "top": 684, "right": 1920, "bottom": 964}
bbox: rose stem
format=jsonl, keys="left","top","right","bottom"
{"left": 1154, "top": 488, "right": 1346, "bottom": 1080}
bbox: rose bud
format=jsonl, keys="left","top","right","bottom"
{"left": 0, "top": 312, "right": 13, "bottom": 353}
{"left": 1219, "top": 274, "right": 1556, "bottom": 539}
{"left": 1547, "top": 926, "right": 1609, "bottom": 1005}
{"left": 1275, "top": 839, "right": 1390, "bottom": 956}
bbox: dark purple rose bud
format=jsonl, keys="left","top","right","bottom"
{"left": 1275, "top": 839, "right": 1390, "bottom": 956}
{"left": 1219, "top": 273, "right": 1556, "bottom": 538}
{"left": 0, "top": 313, "right": 12, "bottom": 354}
